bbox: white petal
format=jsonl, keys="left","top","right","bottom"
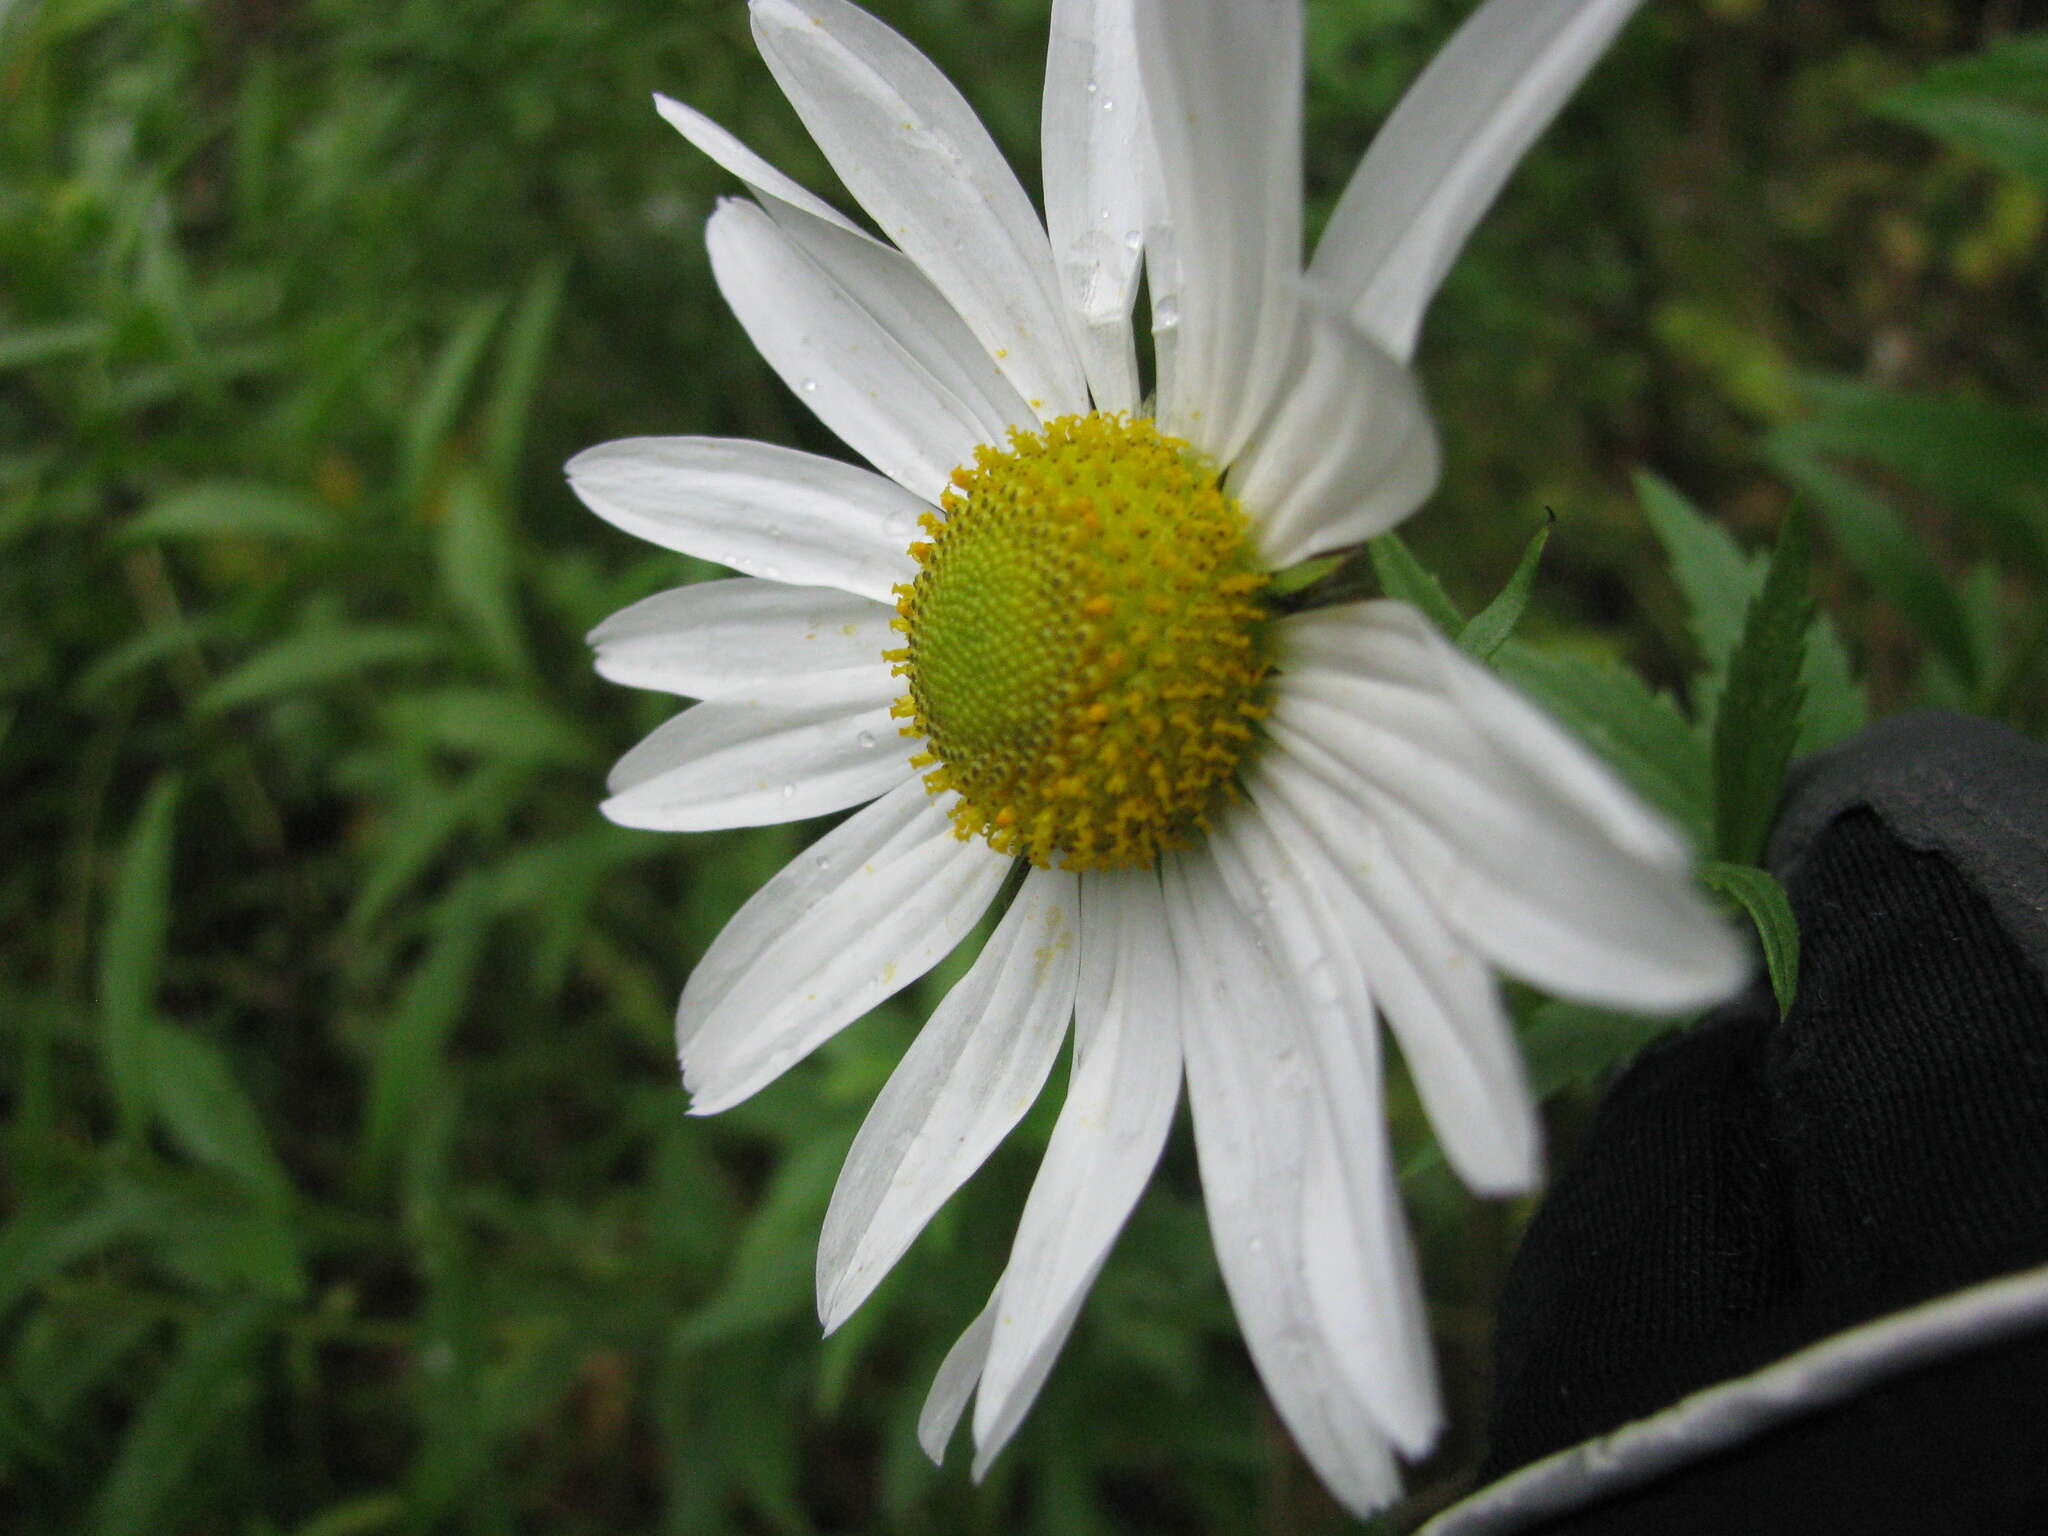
{"left": 1163, "top": 848, "right": 1404, "bottom": 1518}
{"left": 1132, "top": 0, "right": 1302, "bottom": 462}
{"left": 1310, "top": 0, "right": 1645, "bottom": 361}
{"left": 654, "top": 91, "right": 862, "bottom": 233}
{"left": 589, "top": 578, "right": 894, "bottom": 699}
{"left": 751, "top": 0, "right": 1088, "bottom": 419}
{"left": 1268, "top": 614, "right": 1745, "bottom": 1012}
{"left": 1043, "top": 0, "right": 1146, "bottom": 413}
{"left": 817, "top": 866, "right": 1082, "bottom": 1332}
{"left": 566, "top": 435, "right": 920, "bottom": 604}
{"left": 601, "top": 667, "right": 906, "bottom": 832}
{"left": 1230, "top": 301, "right": 1441, "bottom": 567}
{"left": 1287, "top": 602, "right": 1689, "bottom": 869}
{"left": 971, "top": 869, "right": 1182, "bottom": 1470}
{"left": 918, "top": 1297, "right": 998, "bottom": 1462}
{"left": 1207, "top": 806, "right": 1441, "bottom": 1454}
{"left": 1249, "top": 754, "right": 1538, "bottom": 1196}
{"left": 661, "top": 98, "right": 1033, "bottom": 444}
{"left": 679, "top": 778, "right": 1008, "bottom": 1113}
{"left": 704, "top": 198, "right": 991, "bottom": 503}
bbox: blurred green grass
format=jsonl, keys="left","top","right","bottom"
{"left": 2, "top": 0, "right": 2043, "bottom": 1531}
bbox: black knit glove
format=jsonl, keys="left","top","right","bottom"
{"left": 1426, "top": 712, "right": 2048, "bottom": 1536}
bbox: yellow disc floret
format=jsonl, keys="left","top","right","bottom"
{"left": 886, "top": 412, "right": 1270, "bottom": 871}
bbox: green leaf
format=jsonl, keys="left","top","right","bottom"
{"left": 1700, "top": 861, "right": 1799, "bottom": 1016}
{"left": 1712, "top": 508, "right": 1813, "bottom": 866}
{"left": 1769, "top": 437, "right": 1980, "bottom": 686}
{"left": 383, "top": 687, "right": 596, "bottom": 766}
{"left": 482, "top": 260, "right": 569, "bottom": 491}
{"left": 358, "top": 882, "right": 493, "bottom": 1181}
{"left": 1635, "top": 468, "right": 1755, "bottom": 681}
{"left": 402, "top": 294, "right": 508, "bottom": 501}
{"left": 119, "top": 481, "right": 335, "bottom": 543}
{"left": 0, "top": 1189, "right": 158, "bottom": 1320}
{"left": 200, "top": 626, "right": 443, "bottom": 712}
{"left": 435, "top": 470, "right": 529, "bottom": 675}
{"left": 99, "top": 776, "right": 181, "bottom": 1137}
{"left": 90, "top": 1294, "right": 278, "bottom": 1536}
{"left": 1365, "top": 531, "right": 1464, "bottom": 635}
{"left": 1495, "top": 641, "right": 1711, "bottom": 846}
{"left": 1635, "top": 467, "right": 1869, "bottom": 746}
{"left": 0, "top": 319, "right": 109, "bottom": 370}
{"left": 142, "top": 1022, "right": 292, "bottom": 1207}
{"left": 1457, "top": 512, "right": 1552, "bottom": 660}
{"left": 676, "top": 1132, "right": 851, "bottom": 1347}
{"left": 1875, "top": 32, "right": 2048, "bottom": 189}
{"left": 1518, "top": 1001, "right": 1673, "bottom": 1098}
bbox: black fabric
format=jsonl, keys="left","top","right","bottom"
{"left": 1476, "top": 712, "right": 2048, "bottom": 1527}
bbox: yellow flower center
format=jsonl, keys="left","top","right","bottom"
{"left": 886, "top": 412, "right": 1270, "bottom": 871}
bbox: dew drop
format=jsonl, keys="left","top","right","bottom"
{"left": 1154, "top": 297, "right": 1181, "bottom": 328}
{"left": 856, "top": 730, "right": 876, "bottom": 750}
{"left": 814, "top": 853, "right": 833, "bottom": 873}
{"left": 800, "top": 378, "right": 819, "bottom": 393}
{"left": 1100, "top": 97, "right": 1115, "bottom": 112}
{"left": 1085, "top": 78, "right": 1098, "bottom": 95}
{"left": 1123, "top": 230, "right": 1143, "bottom": 252}
{"left": 780, "top": 783, "right": 797, "bottom": 801}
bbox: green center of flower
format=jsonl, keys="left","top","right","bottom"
{"left": 886, "top": 412, "right": 1271, "bottom": 871}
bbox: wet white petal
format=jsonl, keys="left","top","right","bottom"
{"left": 972, "top": 869, "right": 1182, "bottom": 1470}
{"left": 1311, "top": 0, "right": 1645, "bottom": 360}
{"left": 1208, "top": 806, "right": 1441, "bottom": 1453}
{"left": 1230, "top": 301, "right": 1441, "bottom": 567}
{"left": 589, "top": 578, "right": 894, "bottom": 699}
{"left": 705, "top": 198, "right": 992, "bottom": 502}
{"left": 817, "top": 867, "right": 1083, "bottom": 1332}
{"left": 661, "top": 98, "right": 1034, "bottom": 445}
{"left": 1249, "top": 754, "right": 1538, "bottom": 1195}
{"left": 751, "top": 0, "right": 1088, "bottom": 418}
{"left": 1269, "top": 611, "right": 1746, "bottom": 1012}
{"left": 1163, "top": 847, "right": 1403, "bottom": 1517}
{"left": 1132, "top": 0, "right": 1303, "bottom": 462}
{"left": 567, "top": 434, "right": 920, "bottom": 604}
{"left": 680, "top": 778, "right": 1008, "bottom": 1113}
{"left": 1043, "top": 0, "right": 1146, "bottom": 413}
{"left": 654, "top": 90, "right": 862, "bottom": 233}
{"left": 601, "top": 667, "right": 905, "bottom": 832}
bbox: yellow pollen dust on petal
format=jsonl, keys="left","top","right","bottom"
{"left": 891, "top": 412, "right": 1271, "bottom": 872}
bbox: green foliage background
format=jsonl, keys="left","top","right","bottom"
{"left": 3, "top": 0, "right": 2043, "bottom": 1531}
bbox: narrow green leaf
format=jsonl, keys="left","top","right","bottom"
{"left": 90, "top": 1295, "right": 277, "bottom": 1536}
{"left": 99, "top": 777, "right": 181, "bottom": 1137}
{"left": 676, "top": 1132, "right": 851, "bottom": 1347}
{"left": 0, "top": 319, "right": 109, "bottom": 370}
{"left": 119, "top": 482, "right": 335, "bottom": 543}
{"left": 1769, "top": 432, "right": 1980, "bottom": 685}
{"left": 383, "top": 688, "right": 596, "bottom": 767}
{"left": 402, "top": 295, "right": 508, "bottom": 501}
{"left": 1875, "top": 32, "right": 2048, "bottom": 189}
{"left": 483, "top": 260, "right": 569, "bottom": 491}
{"left": 435, "top": 470, "right": 529, "bottom": 675}
{"left": 142, "top": 1022, "right": 292, "bottom": 1207}
{"left": 1365, "top": 531, "right": 1464, "bottom": 634}
{"left": 0, "top": 1189, "right": 157, "bottom": 1320}
{"left": 1701, "top": 861, "right": 1799, "bottom": 1016}
{"left": 1495, "top": 641, "right": 1712, "bottom": 846}
{"left": 200, "top": 626, "right": 442, "bottom": 712}
{"left": 358, "top": 883, "right": 493, "bottom": 1180}
{"left": 1457, "top": 512, "right": 1552, "bottom": 660}
{"left": 1712, "top": 508, "right": 1813, "bottom": 866}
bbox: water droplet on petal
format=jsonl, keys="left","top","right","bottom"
{"left": 1154, "top": 297, "right": 1181, "bottom": 328}
{"left": 814, "top": 853, "right": 833, "bottom": 873}
{"left": 1085, "top": 78, "right": 1098, "bottom": 95}
{"left": 1123, "top": 230, "right": 1143, "bottom": 252}
{"left": 856, "top": 730, "right": 876, "bottom": 750}
{"left": 801, "top": 378, "right": 819, "bottom": 393}
{"left": 780, "top": 783, "right": 797, "bottom": 801}
{"left": 1100, "top": 97, "right": 1115, "bottom": 112}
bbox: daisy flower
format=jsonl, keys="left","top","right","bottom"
{"left": 570, "top": 0, "right": 1744, "bottom": 1513}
